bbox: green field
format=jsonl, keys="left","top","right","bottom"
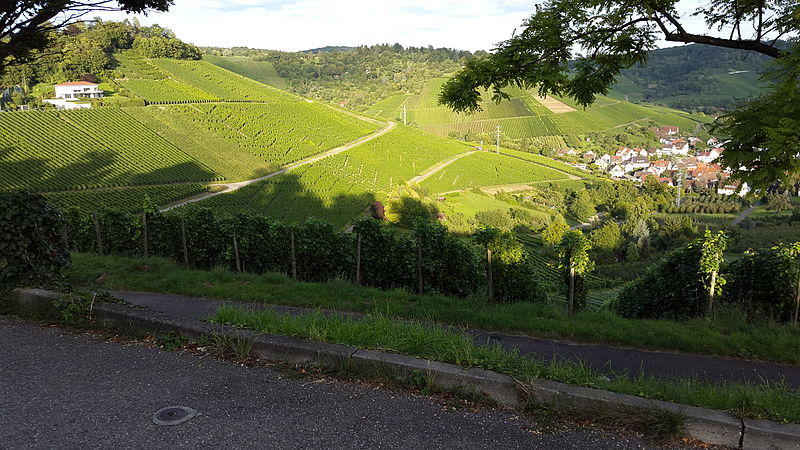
{"left": 419, "top": 151, "right": 571, "bottom": 193}
{"left": 203, "top": 55, "right": 289, "bottom": 90}
{"left": 201, "top": 125, "right": 470, "bottom": 226}
{"left": 0, "top": 108, "right": 219, "bottom": 192}
{"left": 374, "top": 77, "right": 708, "bottom": 139}
{"left": 126, "top": 102, "right": 379, "bottom": 180}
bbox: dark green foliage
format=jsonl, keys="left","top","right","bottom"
{"left": 724, "top": 244, "right": 800, "bottom": 322}
{"left": 352, "top": 219, "right": 415, "bottom": 290}
{"left": 222, "top": 213, "right": 292, "bottom": 275}
{"left": 0, "top": 192, "right": 70, "bottom": 289}
{"left": 180, "top": 208, "right": 227, "bottom": 270}
{"left": 475, "top": 209, "right": 515, "bottom": 231}
{"left": 293, "top": 219, "right": 354, "bottom": 282}
{"left": 414, "top": 221, "right": 482, "bottom": 298}
{"left": 614, "top": 243, "right": 713, "bottom": 320}
{"left": 473, "top": 228, "right": 547, "bottom": 303}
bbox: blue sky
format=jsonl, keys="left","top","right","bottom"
{"left": 99, "top": 0, "right": 710, "bottom": 52}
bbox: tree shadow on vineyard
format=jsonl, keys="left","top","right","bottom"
{"left": 0, "top": 146, "right": 217, "bottom": 192}
{"left": 204, "top": 172, "right": 376, "bottom": 228}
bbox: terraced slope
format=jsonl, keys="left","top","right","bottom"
{"left": 203, "top": 55, "right": 289, "bottom": 90}
{"left": 419, "top": 151, "right": 571, "bottom": 194}
{"left": 374, "top": 77, "right": 707, "bottom": 139}
{"left": 0, "top": 108, "right": 218, "bottom": 192}
{"left": 126, "top": 102, "right": 379, "bottom": 181}
{"left": 201, "top": 125, "right": 471, "bottom": 226}
{"left": 116, "top": 52, "right": 297, "bottom": 103}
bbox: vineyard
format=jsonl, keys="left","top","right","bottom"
{"left": 419, "top": 151, "right": 570, "bottom": 194}
{"left": 201, "top": 125, "right": 470, "bottom": 226}
{"left": 0, "top": 108, "right": 218, "bottom": 192}
{"left": 117, "top": 52, "right": 297, "bottom": 103}
{"left": 126, "top": 102, "right": 379, "bottom": 180}
{"left": 45, "top": 184, "right": 210, "bottom": 213}
{"left": 389, "top": 76, "right": 707, "bottom": 139}
{"left": 152, "top": 59, "right": 296, "bottom": 102}
{"left": 499, "top": 148, "right": 595, "bottom": 179}
{"left": 203, "top": 55, "right": 289, "bottom": 90}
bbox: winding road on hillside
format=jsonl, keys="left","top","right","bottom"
{"left": 408, "top": 150, "right": 478, "bottom": 185}
{"left": 161, "top": 121, "right": 396, "bottom": 212}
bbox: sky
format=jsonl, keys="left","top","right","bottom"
{"left": 97, "top": 0, "right": 711, "bottom": 52}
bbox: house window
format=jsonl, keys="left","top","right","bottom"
{"left": 64, "top": 94, "right": 71, "bottom": 98}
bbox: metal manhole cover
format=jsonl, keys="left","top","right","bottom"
{"left": 152, "top": 406, "right": 197, "bottom": 426}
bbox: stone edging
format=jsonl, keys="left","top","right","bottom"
{"left": 10, "top": 289, "right": 800, "bottom": 449}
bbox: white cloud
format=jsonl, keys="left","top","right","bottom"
{"left": 98, "top": 0, "right": 534, "bottom": 51}
{"left": 97, "top": 0, "right": 746, "bottom": 52}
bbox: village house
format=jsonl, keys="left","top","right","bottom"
{"left": 718, "top": 181, "right": 751, "bottom": 197}
{"left": 608, "top": 164, "right": 625, "bottom": 178}
{"left": 629, "top": 156, "right": 650, "bottom": 170}
{"left": 671, "top": 139, "right": 690, "bottom": 155}
{"left": 582, "top": 150, "right": 596, "bottom": 160}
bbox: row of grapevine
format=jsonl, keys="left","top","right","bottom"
{"left": 152, "top": 59, "right": 298, "bottom": 102}
{"left": 45, "top": 184, "right": 209, "bottom": 213}
{"left": 419, "top": 151, "right": 570, "bottom": 194}
{"left": 129, "top": 102, "right": 379, "bottom": 170}
{"left": 0, "top": 108, "right": 219, "bottom": 192}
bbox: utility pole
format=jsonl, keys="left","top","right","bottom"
{"left": 495, "top": 125, "right": 501, "bottom": 154}
{"left": 402, "top": 104, "right": 407, "bottom": 125}
{"left": 676, "top": 168, "right": 684, "bottom": 207}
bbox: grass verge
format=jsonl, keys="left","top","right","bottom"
{"left": 67, "top": 252, "right": 800, "bottom": 364}
{"left": 211, "top": 305, "right": 800, "bottom": 424}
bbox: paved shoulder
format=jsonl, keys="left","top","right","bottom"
{"left": 0, "top": 316, "right": 667, "bottom": 449}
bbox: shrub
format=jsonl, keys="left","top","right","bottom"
{"left": 0, "top": 192, "right": 70, "bottom": 289}
{"left": 724, "top": 244, "right": 800, "bottom": 322}
{"left": 414, "top": 221, "right": 482, "bottom": 297}
{"left": 473, "top": 228, "right": 546, "bottom": 303}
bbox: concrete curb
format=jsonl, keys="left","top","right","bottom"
{"left": 9, "top": 289, "right": 800, "bottom": 449}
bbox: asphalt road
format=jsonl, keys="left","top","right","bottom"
{"left": 111, "top": 290, "right": 800, "bottom": 388}
{"left": 0, "top": 316, "right": 692, "bottom": 449}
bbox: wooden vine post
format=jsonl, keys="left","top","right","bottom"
{"left": 233, "top": 230, "right": 241, "bottom": 273}
{"left": 486, "top": 247, "right": 494, "bottom": 303}
{"left": 142, "top": 213, "right": 148, "bottom": 258}
{"left": 290, "top": 230, "right": 298, "bottom": 280}
{"left": 416, "top": 236, "right": 423, "bottom": 295}
{"left": 355, "top": 233, "right": 362, "bottom": 286}
{"left": 92, "top": 212, "right": 104, "bottom": 256}
{"left": 557, "top": 230, "right": 594, "bottom": 317}
{"left": 180, "top": 218, "right": 189, "bottom": 267}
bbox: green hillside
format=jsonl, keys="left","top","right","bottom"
{"left": 202, "top": 125, "right": 473, "bottom": 226}
{"left": 419, "top": 151, "right": 571, "bottom": 194}
{"left": 0, "top": 108, "right": 219, "bottom": 192}
{"left": 369, "top": 77, "right": 707, "bottom": 139}
{"left": 125, "top": 102, "right": 379, "bottom": 181}
{"left": 2, "top": 52, "right": 380, "bottom": 213}
{"left": 203, "top": 55, "right": 289, "bottom": 90}
{"left": 117, "top": 51, "right": 298, "bottom": 103}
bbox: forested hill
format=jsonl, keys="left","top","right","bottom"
{"left": 610, "top": 43, "right": 774, "bottom": 112}
{"left": 205, "top": 43, "right": 772, "bottom": 114}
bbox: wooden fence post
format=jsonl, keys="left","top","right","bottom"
{"left": 142, "top": 213, "right": 148, "bottom": 258}
{"left": 487, "top": 248, "right": 494, "bottom": 303}
{"left": 290, "top": 230, "right": 298, "bottom": 280}
{"left": 355, "top": 233, "right": 362, "bottom": 285}
{"left": 568, "top": 266, "right": 576, "bottom": 316}
{"left": 181, "top": 218, "right": 189, "bottom": 267}
{"left": 92, "top": 212, "right": 104, "bottom": 256}
{"left": 233, "top": 230, "right": 242, "bottom": 273}
{"left": 416, "top": 237, "right": 423, "bottom": 295}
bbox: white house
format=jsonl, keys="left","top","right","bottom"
{"left": 44, "top": 81, "right": 103, "bottom": 110}
{"left": 608, "top": 164, "right": 625, "bottom": 177}
{"left": 630, "top": 156, "right": 650, "bottom": 170}
{"left": 55, "top": 81, "right": 103, "bottom": 99}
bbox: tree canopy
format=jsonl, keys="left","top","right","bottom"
{"left": 439, "top": 0, "right": 799, "bottom": 189}
{"left": 1, "top": 1, "right": 173, "bottom": 71}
